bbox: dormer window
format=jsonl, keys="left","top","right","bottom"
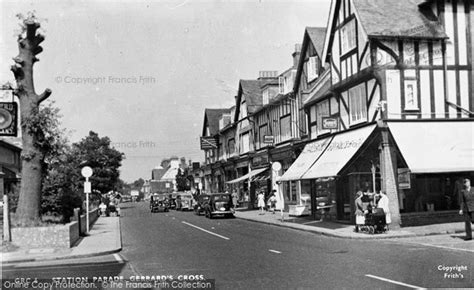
{"left": 263, "top": 89, "right": 270, "bottom": 105}
{"left": 341, "top": 18, "right": 356, "bottom": 55}
{"left": 307, "top": 56, "right": 319, "bottom": 82}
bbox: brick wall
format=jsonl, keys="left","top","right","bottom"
{"left": 401, "top": 210, "right": 465, "bottom": 227}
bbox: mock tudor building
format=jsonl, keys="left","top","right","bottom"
{"left": 281, "top": 0, "right": 473, "bottom": 226}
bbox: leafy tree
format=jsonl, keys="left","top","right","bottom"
{"left": 176, "top": 168, "right": 191, "bottom": 191}
{"left": 72, "top": 131, "right": 124, "bottom": 195}
{"left": 132, "top": 178, "right": 145, "bottom": 190}
{"left": 9, "top": 12, "right": 53, "bottom": 225}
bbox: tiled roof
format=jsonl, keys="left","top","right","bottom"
{"left": 204, "top": 108, "right": 231, "bottom": 136}
{"left": 240, "top": 79, "right": 276, "bottom": 114}
{"left": 152, "top": 168, "right": 167, "bottom": 180}
{"left": 160, "top": 167, "right": 179, "bottom": 181}
{"left": 303, "top": 70, "right": 332, "bottom": 106}
{"left": 306, "top": 27, "right": 327, "bottom": 57}
{"left": 353, "top": 0, "right": 447, "bottom": 39}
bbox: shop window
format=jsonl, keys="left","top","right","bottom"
{"left": 348, "top": 83, "right": 367, "bottom": 125}
{"left": 341, "top": 18, "right": 356, "bottom": 55}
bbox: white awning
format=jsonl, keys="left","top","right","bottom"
{"left": 388, "top": 121, "right": 474, "bottom": 173}
{"left": 279, "top": 137, "right": 333, "bottom": 181}
{"left": 226, "top": 168, "right": 268, "bottom": 184}
{"left": 301, "top": 124, "right": 377, "bottom": 179}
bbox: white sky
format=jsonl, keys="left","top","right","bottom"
{"left": 0, "top": 0, "right": 331, "bottom": 182}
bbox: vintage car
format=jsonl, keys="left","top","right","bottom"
{"left": 168, "top": 193, "right": 177, "bottom": 210}
{"left": 203, "top": 193, "right": 234, "bottom": 219}
{"left": 176, "top": 192, "right": 194, "bottom": 211}
{"left": 150, "top": 193, "right": 170, "bottom": 213}
{"left": 194, "top": 194, "right": 210, "bottom": 216}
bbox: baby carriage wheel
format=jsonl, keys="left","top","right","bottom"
{"left": 368, "top": 226, "right": 375, "bottom": 234}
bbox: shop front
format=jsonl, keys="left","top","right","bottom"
{"left": 281, "top": 124, "right": 380, "bottom": 221}
{"left": 387, "top": 121, "right": 474, "bottom": 226}
{"left": 226, "top": 166, "right": 269, "bottom": 209}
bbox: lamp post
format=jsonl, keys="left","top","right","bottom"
{"left": 81, "top": 166, "right": 93, "bottom": 233}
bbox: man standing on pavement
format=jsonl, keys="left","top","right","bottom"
{"left": 459, "top": 178, "right": 474, "bottom": 241}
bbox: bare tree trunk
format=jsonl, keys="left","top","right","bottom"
{"left": 11, "top": 17, "right": 51, "bottom": 226}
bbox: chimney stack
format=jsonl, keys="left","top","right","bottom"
{"left": 292, "top": 43, "right": 302, "bottom": 69}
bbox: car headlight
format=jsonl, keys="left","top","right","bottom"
{"left": 219, "top": 207, "right": 226, "bottom": 211}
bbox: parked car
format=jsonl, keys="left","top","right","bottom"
{"left": 168, "top": 193, "right": 177, "bottom": 210}
{"left": 194, "top": 194, "right": 210, "bottom": 216}
{"left": 150, "top": 193, "right": 169, "bottom": 213}
{"left": 176, "top": 192, "right": 194, "bottom": 211}
{"left": 203, "top": 193, "right": 234, "bottom": 219}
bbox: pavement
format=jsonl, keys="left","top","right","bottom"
{"left": 0, "top": 216, "right": 122, "bottom": 265}
{"left": 234, "top": 208, "right": 468, "bottom": 240}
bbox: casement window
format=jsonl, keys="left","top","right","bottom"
{"left": 240, "top": 132, "right": 250, "bottom": 153}
{"left": 341, "top": 19, "right": 356, "bottom": 55}
{"left": 280, "top": 114, "right": 292, "bottom": 141}
{"left": 262, "top": 89, "right": 270, "bottom": 105}
{"left": 404, "top": 70, "right": 419, "bottom": 110}
{"left": 259, "top": 124, "right": 269, "bottom": 148}
{"left": 348, "top": 83, "right": 367, "bottom": 125}
{"left": 227, "top": 138, "right": 235, "bottom": 155}
{"left": 316, "top": 99, "right": 330, "bottom": 133}
{"left": 306, "top": 56, "right": 319, "bottom": 82}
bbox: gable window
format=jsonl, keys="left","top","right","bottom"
{"left": 341, "top": 18, "right": 356, "bottom": 55}
{"left": 306, "top": 56, "right": 319, "bottom": 82}
{"left": 348, "top": 83, "right": 367, "bottom": 125}
{"left": 263, "top": 89, "right": 270, "bottom": 105}
{"left": 404, "top": 70, "right": 419, "bottom": 110}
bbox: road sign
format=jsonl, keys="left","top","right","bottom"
{"left": 81, "top": 166, "right": 93, "bottom": 178}
{"left": 272, "top": 162, "right": 282, "bottom": 172}
{"left": 84, "top": 181, "right": 91, "bottom": 193}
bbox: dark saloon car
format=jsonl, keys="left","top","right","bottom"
{"left": 150, "top": 193, "right": 170, "bottom": 213}
{"left": 176, "top": 192, "right": 194, "bottom": 211}
{"left": 194, "top": 194, "right": 210, "bottom": 216}
{"left": 203, "top": 193, "right": 234, "bottom": 219}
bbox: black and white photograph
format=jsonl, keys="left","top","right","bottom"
{"left": 1, "top": 0, "right": 473, "bottom": 289}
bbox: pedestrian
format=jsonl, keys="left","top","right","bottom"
{"left": 268, "top": 192, "right": 277, "bottom": 214}
{"left": 376, "top": 191, "right": 391, "bottom": 225}
{"left": 459, "top": 178, "right": 474, "bottom": 241}
{"left": 231, "top": 190, "right": 238, "bottom": 209}
{"left": 354, "top": 190, "right": 365, "bottom": 232}
{"left": 257, "top": 190, "right": 265, "bottom": 215}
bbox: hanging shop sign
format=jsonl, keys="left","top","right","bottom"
{"left": 0, "top": 102, "right": 18, "bottom": 137}
{"left": 398, "top": 168, "right": 411, "bottom": 189}
{"left": 321, "top": 117, "right": 338, "bottom": 130}
{"left": 263, "top": 135, "right": 274, "bottom": 144}
{"left": 200, "top": 136, "right": 218, "bottom": 150}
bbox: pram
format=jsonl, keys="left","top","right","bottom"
{"left": 355, "top": 207, "right": 388, "bottom": 234}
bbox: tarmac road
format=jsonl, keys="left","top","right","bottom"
{"left": 3, "top": 202, "right": 473, "bottom": 289}
{"left": 119, "top": 202, "right": 474, "bottom": 289}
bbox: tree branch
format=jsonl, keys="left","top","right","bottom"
{"left": 38, "top": 88, "right": 52, "bottom": 103}
{"left": 25, "top": 19, "right": 40, "bottom": 40}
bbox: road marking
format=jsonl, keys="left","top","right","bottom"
{"left": 113, "top": 253, "right": 124, "bottom": 264}
{"left": 181, "top": 221, "right": 230, "bottom": 240}
{"left": 268, "top": 249, "right": 281, "bottom": 254}
{"left": 415, "top": 242, "right": 474, "bottom": 253}
{"left": 365, "top": 274, "right": 425, "bottom": 289}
